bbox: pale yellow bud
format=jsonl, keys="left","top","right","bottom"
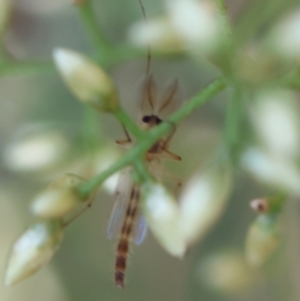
{"left": 53, "top": 48, "right": 119, "bottom": 112}
{"left": 31, "top": 174, "right": 84, "bottom": 219}
{"left": 5, "top": 220, "right": 64, "bottom": 286}
{"left": 142, "top": 182, "right": 186, "bottom": 257}
{"left": 179, "top": 164, "right": 232, "bottom": 245}
{"left": 197, "top": 251, "right": 255, "bottom": 295}
{"left": 245, "top": 214, "right": 280, "bottom": 267}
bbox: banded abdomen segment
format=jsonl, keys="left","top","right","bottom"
{"left": 115, "top": 185, "right": 140, "bottom": 288}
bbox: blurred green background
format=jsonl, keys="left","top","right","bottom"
{"left": 1, "top": 0, "right": 300, "bottom": 301}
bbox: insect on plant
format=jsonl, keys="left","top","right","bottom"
{"left": 106, "top": 0, "right": 182, "bottom": 288}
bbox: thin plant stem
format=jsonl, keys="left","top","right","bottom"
{"left": 77, "top": 0, "right": 111, "bottom": 61}
{"left": 223, "top": 83, "right": 243, "bottom": 164}
{"left": 214, "top": 0, "right": 235, "bottom": 74}
{"left": 0, "top": 61, "right": 55, "bottom": 77}
{"left": 78, "top": 77, "right": 227, "bottom": 198}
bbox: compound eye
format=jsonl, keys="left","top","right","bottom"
{"left": 142, "top": 115, "right": 151, "bottom": 123}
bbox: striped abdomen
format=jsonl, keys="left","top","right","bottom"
{"left": 115, "top": 185, "right": 140, "bottom": 288}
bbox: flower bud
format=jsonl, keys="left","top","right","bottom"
{"left": 5, "top": 220, "right": 64, "bottom": 286}
{"left": 3, "top": 125, "right": 70, "bottom": 174}
{"left": 128, "top": 18, "right": 183, "bottom": 54}
{"left": 167, "top": 0, "right": 221, "bottom": 54}
{"left": 53, "top": 48, "right": 119, "bottom": 112}
{"left": 269, "top": 10, "right": 300, "bottom": 61}
{"left": 197, "top": 251, "right": 255, "bottom": 295}
{"left": 250, "top": 90, "right": 300, "bottom": 158}
{"left": 179, "top": 163, "right": 232, "bottom": 245}
{"left": 31, "top": 174, "right": 84, "bottom": 219}
{"left": 241, "top": 147, "right": 300, "bottom": 195}
{"left": 245, "top": 214, "right": 280, "bottom": 267}
{"left": 128, "top": 0, "right": 221, "bottom": 56}
{"left": 141, "top": 182, "right": 186, "bottom": 257}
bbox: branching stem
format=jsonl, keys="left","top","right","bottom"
{"left": 78, "top": 77, "right": 227, "bottom": 198}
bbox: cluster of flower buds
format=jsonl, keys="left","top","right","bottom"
{"left": 141, "top": 162, "right": 232, "bottom": 257}
{"left": 245, "top": 196, "right": 284, "bottom": 267}
{"left": 5, "top": 174, "right": 88, "bottom": 285}
{"left": 128, "top": 0, "right": 222, "bottom": 56}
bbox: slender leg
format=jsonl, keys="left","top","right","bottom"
{"left": 161, "top": 169, "right": 182, "bottom": 194}
{"left": 116, "top": 125, "right": 132, "bottom": 146}
{"left": 161, "top": 147, "right": 182, "bottom": 161}
{"left": 151, "top": 164, "right": 182, "bottom": 194}
{"left": 63, "top": 189, "right": 98, "bottom": 227}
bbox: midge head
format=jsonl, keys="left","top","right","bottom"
{"left": 138, "top": 73, "right": 179, "bottom": 131}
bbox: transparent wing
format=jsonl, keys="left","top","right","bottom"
{"left": 157, "top": 79, "right": 180, "bottom": 119}
{"left": 132, "top": 214, "right": 148, "bottom": 245}
{"left": 106, "top": 168, "right": 132, "bottom": 239}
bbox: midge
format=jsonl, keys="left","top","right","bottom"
{"left": 106, "top": 1, "right": 182, "bottom": 288}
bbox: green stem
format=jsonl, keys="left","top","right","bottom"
{"left": 77, "top": 0, "right": 111, "bottom": 61}
{"left": 81, "top": 107, "right": 104, "bottom": 151}
{"left": 165, "top": 78, "right": 226, "bottom": 125}
{"left": 214, "top": 0, "right": 234, "bottom": 72}
{"left": 78, "top": 77, "right": 227, "bottom": 197}
{"left": 113, "top": 108, "right": 144, "bottom": 138}
{"left": 0, "top": 61, "right": 54, "bottom": 77}
{"left": 223, "top": 83, "right": 243, "bottom": 164}
{"left": 134, "top": 160, "right": 153, "bottom": 183}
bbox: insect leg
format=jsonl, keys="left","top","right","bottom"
{"left": 116, "top": 124, "right": 132, "bottom": 146}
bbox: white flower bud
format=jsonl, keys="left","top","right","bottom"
{"left": 53, "top": 48, "right": 119, "bottom": 112}
{"left": 128, "top": 18, "right": 183, "bottom": 53}
{"left": 179, "top": 164, "right": 232, "bottom": 245}
{"left": 270, "top": 10, "right": 300, "bottom": 60}
{"left": 31, "top": 174, "right": 84, "bottom": 218}
{"left": 5, "top": 220, "right": 64, "bottom": 286}
{"left": 241, "top": 147, "right": 300, "bottom": 195}
{"left": 245, "top": 214, "right": 280, "bottom": 267}
{"left": 167, "top": 0, "right": 221, "bottom": 54}
{"left": 141, "top": 183, "right": 186, "bottom": 257}
{"left": 250, "top": 90, "right": 300, "bottom": 158}
{"left": 3, "top": 126, "right": 70, "bottom": 173}
{"left": 128, "top": 0, "right": 221, "bottom": 55}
